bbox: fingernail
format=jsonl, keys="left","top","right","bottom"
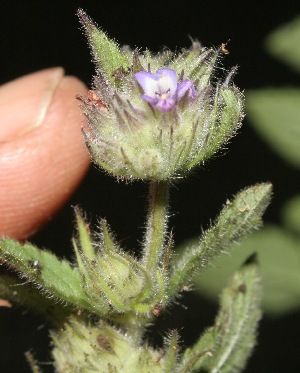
{"left": 0, "top": 67, "right": 64, "bottom": 142}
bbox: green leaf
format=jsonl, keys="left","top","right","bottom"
{"left": 78, "top": 9, "right": 130, "bottom": 86}
{"left": 265, "top": 16, "right": 300, "bottom": 72}
{"left": 0, "top": 274, "right": 71, "bottom": 325}
{"left": 247, "top": 88, "right": 300, "bottom": 168}
{"left": 178, "top": 327, "right": 215, "bottom": 373}
{"left": 169, "top": 183, "right": 272, "bottom": 298}
{"left": 0, "top": 239, "right": 91, "bottom": 310}
{"left": 281, "top": 194, "right": 300, "bottom": 235}
{"left": 179, "top": 258, "right": 261, "bottom": 373}
{"left": 193, "top": 225, "right": 300, "bottom": 316}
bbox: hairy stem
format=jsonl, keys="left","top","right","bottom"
{"left": 142, "top": 181, "right": 170, "bottom": 272}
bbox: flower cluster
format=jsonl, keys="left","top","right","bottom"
{"left": 79, "top": 10, "right": 243, "bottom": 181}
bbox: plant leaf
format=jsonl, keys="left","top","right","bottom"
{"left": 0, "top": 274, "right": 71, "bottom": 325}
{"left": 178, "top": 257, "right": 261, "bottom": 373}
{"left": 169, "top": 183, "right": 272, "bottom": 298}
{"left": 0, "top": 239, "right": 91, "bottom": 310}
{"left": 247, "top": 88, "right": 300, "bottom": 168}
{"left": 281, "top": 194, "right": 300, "bottom": 235}
{"left": 265, "top": 16, "right": 300, "bottom": 72}
{"left": 193, "top": 225, "right": 300, "bottom": 315}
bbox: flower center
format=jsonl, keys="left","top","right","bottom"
{"left": 156, "top": 89, "right": 170, "bottom": 100}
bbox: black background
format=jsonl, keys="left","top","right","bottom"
{"left": 1, "top": 1, "right": 300, "bottom": 372}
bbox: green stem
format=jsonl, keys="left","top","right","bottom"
{"left": 142, "top": 180, "right": 170, "bottom": 272}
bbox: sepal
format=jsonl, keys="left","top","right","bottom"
{"left": 78, "top": 9, "right": 130, "bottom": 87}
{"left": 161, "top": 330, "right": 180, "bottom": 373}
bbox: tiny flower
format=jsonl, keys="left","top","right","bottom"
{"left": 135, "top": 68, "right": 195, "bottom": 112}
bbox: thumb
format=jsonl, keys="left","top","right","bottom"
{"left": 0, "top": 68, "right": 90, "bottom": 240}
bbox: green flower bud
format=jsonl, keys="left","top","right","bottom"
{"left": 78, "top": 10, "right": 243, "bottom": 181}
{"left": 51, "top": 318, "right": 163, "bottom": 373}
{"left": 73, "top": 211, "right": 165, "bottom": 318}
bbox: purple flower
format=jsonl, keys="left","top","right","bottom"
{"left": 134, "top": 68, "right": 195, "bottom": 112}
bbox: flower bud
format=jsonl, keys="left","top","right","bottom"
{"left": 52, "top": 318, "right": 163, "bottom": 373}
{"left": 78, "top": 10, "right": 243, "bottom": 181}
{"left": 73, "top": 211, "right": 165, "bottom": 318}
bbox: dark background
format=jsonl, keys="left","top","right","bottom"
{"left": 1, "top": 1, "right": 300, "bottom": 372}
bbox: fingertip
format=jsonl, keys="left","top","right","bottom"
{"left": 0, "top": 69, "right": 91, "bottom": 240}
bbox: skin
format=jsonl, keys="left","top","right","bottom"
{"left": 0, "top": 68, "right": 91, "bottom": 240}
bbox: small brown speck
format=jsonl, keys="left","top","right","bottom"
{"left": 238, "top": 284, "right": 247, "bottom": 293}
{"left": 152, "top": 303, "right": 163, "bottom": 317}
{"left": 221, "top": 43, "right": 230, "bottom": 54}
{"left": 238, "top": 204, "right": 251, "bottom": 212}
{"left": 29, "top": 260, "right": 41, "bottom": 274}
{"left": 97, "top": 334, "right": 113, "bottom": 353}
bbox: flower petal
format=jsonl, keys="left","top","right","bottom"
{"left": 134, "top": 71, "right": 159, "bottom": 97}
{"left": 155, "top": 97, "right": 176, "bottom": 112}
{"left": 141, "top": 94, "right": 158, "bottom": 105}
{"left": 135, "top": 68, "right": 194, "bottom": 112}
{"left": 177, "top": 80, "right": 196, "bottom": 100}
{"left": 156, "top": 69, "right": 178, "bottom": 96}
